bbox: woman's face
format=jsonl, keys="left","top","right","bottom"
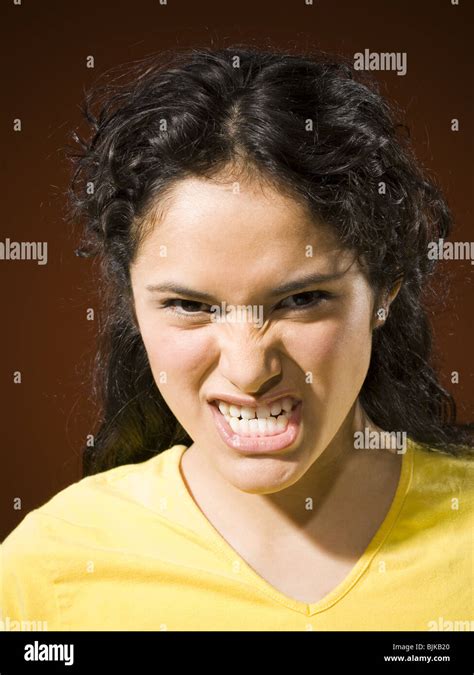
{"left": 130, "top": 175, "right": 378, "bottom": 493}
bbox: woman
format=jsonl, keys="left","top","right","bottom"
{"left": 2, "top": 46, "right": 472, "bottom": 631}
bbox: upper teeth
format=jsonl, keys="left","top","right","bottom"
{"left": 216, "top": 397, "right": 296, "bottom": 419}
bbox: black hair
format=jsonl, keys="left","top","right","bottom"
{"left": 65, "top": 45, "right": 473, "bottom": 476}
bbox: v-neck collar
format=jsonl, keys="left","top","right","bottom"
{"left": 164, "top": 438, "right": 414, "bottom": 617}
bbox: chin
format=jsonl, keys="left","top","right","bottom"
{"left": 220, "top": 450, "right": 310, "bottom": 494}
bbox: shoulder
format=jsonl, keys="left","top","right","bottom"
{"left": 2, "top": 444, "right": 186, "bottom": 552}
{"left": 410, "top": 440, "right": 473, "bottom": 490}
{"left": 407, "top": 439, "right": 473, "bottom": 522}
{"left": 1, "top": 445, "right": 187, "bottom": 626}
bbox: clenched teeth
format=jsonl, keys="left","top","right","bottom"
{"left": 216, "top": 396, "right": 296, "bottom": 420}
{"left": 214, "top": 396, "right": 299, "bottom": 436}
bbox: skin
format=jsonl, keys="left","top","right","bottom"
{"left": 130, "top": 173, "right": 402, "bottom": 603}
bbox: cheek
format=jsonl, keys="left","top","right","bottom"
{"left": 139, "top": 323, "right": 214, "bottom": 427}
{"left": 140, "top": 322, "right": 212, "bottom": 383}
{"left": 286, "top": 313, "right": 372, "bottom": 393}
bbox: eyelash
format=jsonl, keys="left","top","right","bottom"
{"left": 160, "top": 291, "right": 333, "bottom": 320}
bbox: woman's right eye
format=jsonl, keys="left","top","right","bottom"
{"left": 161, "top": 299, "right": 211, "bottom": 317}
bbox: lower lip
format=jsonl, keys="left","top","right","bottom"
{"left": 209, "top": 401, "right": 303, "bottom": 454}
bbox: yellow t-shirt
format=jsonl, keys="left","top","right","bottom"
{"left": 1, "top": 439, "right": 473, "bottom": 631}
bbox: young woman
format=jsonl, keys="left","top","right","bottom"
{"left": 2, "top": 46, "right": 472, "bottom": 631}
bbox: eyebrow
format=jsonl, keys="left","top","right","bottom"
{"left": 146, "top": 270, "right": 348, "bottom": 302}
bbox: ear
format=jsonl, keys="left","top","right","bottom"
{"left": 372, "top": 276, "right": 403, "bottom": 328}
{"left": 386, "top": 276, "right": 403, "bottom": 308}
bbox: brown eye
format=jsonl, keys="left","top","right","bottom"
{"left": 162, "top": 299, "right": 210, "bottom": 316}
{"left": 277, "top": 291, "right": 331, "bottom": 310}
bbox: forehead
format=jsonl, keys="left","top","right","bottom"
{"left": 131, "top": 179, "right": 360, "bottom": 298}
{"left": 136, "top": 178, "right": 348, "bottom": 264}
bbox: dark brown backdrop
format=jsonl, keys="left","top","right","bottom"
{"left": 1, "top": 0, "right": 472, "bottom": 540}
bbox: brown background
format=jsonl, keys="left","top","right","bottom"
{"left": 0, "top": 0, "right": 472, "bottom": 541}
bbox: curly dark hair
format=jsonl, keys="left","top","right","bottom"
{"left": 64, "top": 45, "right": 473, "bottom": 476}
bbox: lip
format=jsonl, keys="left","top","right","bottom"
{"left": 207, "top": 391, "right": 301, "bottom": 409}
{"left": 209, "top": 400, "right": 303, "bottom": 454}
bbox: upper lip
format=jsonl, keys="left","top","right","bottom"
{"left": 207, "top": 391, "right": 301, "bottom": 409}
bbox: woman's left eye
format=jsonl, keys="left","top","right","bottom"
{"left": 276, "top": 290, "right": 331, "bottom": 311}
